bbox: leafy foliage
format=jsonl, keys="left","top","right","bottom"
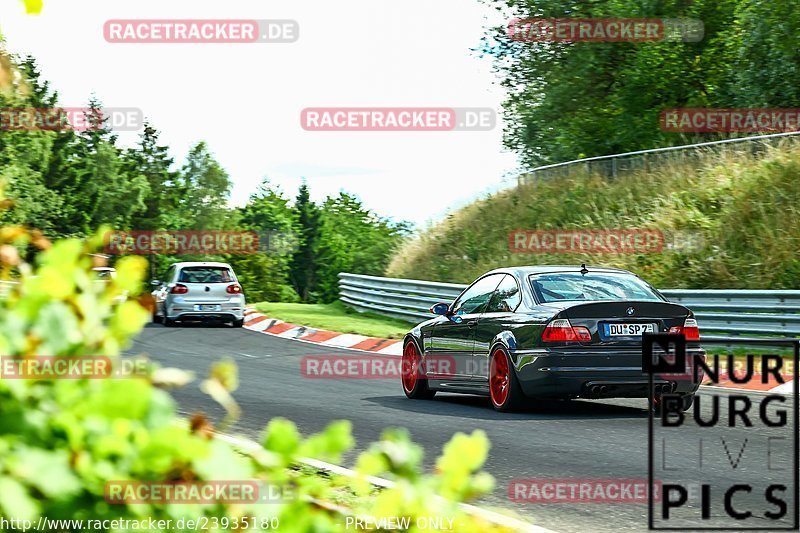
{"left": 0, "top": 216, "right": 515, "bottom": 533}
{"left": 0, "top": 34, "right": 508, "bottom": 530}
{"left": 485, "top": 0, "right": 800, "bottom": 167}
{"left": 314, "top": 193, "right": 411, "bottom": 303}
{"left": 20, "top": 0, "right": 43, "bottom": 14}
{"left": 289, "top": 184, "right": 321, "bottom": 302}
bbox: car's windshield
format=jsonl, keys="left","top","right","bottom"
{"left": 178, "top": 267, "right": 232, "bottom": 283}
{"left": 530, "top": 272, "right": 662, "bottom": 303}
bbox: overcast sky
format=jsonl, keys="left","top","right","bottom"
{"left": 0, "top": 0, "right": 520, "bottom": 228}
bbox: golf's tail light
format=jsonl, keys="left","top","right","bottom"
{"left": 226, "top": 284, "right": 242, "bottom": 294}
{"left": 542, "top": 318, "right": 592, "bottom": 343}
{"left": 170, "top": 284, "right": 188, "bottom": 294}
{"left": 668, "top": 317, "right": 700, "bottom": 340}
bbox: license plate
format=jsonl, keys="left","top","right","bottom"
{"left": 195, "top": 304, "right": 221, "bottom": 311}
{"left": 603, "top": 323, "right": 656, "bottom": 336}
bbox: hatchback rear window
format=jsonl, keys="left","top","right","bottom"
{"left": 530, "top": 272, "right": 662, "bottom": 303}
{"left": 178, "top": 267, "right": 233, "bottom": 283}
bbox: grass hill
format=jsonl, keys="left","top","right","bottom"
{"left": 387, "top": 140, "right": 800, "bottom": 289}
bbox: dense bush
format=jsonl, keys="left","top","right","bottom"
{"left": 487, "top": 0, "right": 800, "bottom": 167}
{"left": 0, "top": 221, "right": 515, "bottom": 531}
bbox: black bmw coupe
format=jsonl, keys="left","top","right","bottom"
{"left": 401, "top": 265, "right": 704, "bottom": 412}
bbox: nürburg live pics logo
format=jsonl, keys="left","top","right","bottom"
{"left": 643, "top": 333, "right": 798, "bottom": 530}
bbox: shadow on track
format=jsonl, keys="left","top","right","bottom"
{"left": 366, "top": 393, "right": 647, "bottom": 421}
{"left": 144, "top": 322, "right": 237, "bottom": 329}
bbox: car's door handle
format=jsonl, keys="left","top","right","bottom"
{"left": 466, "top": 320, "right": 478, "bottom": 327}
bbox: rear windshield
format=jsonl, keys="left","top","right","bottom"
{"left": 530, "top": 272, "right": 662, "bottom": 303}
{"left": 177, "top": 267, "right": 233, "bottom": 283}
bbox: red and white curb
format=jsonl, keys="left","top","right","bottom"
{"left": 243, "top": 310, "right": 795, "bottom": 393}
{"left": 243, "top": 309, "right": 403, "bottom": 355}
{"left": 697, "top": 360, "right": 794, "bottom": 392}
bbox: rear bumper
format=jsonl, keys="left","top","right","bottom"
{"left": 165, "top": 300, "right": 245, "bottom": 321}
{"left": 510, "top": 347, "right": 704, "bottom": 399}
{"left": 170, "top": 312, "right": 243, "bottom": 322}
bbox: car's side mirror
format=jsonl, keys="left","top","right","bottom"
{"left": 150, "top": 279, "right": 161, "bottom": 287}
{"left": 429, "top": 302, "right": 450, "bottom": 316}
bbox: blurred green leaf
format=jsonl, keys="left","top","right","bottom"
{"left": 261, "top": 418, "right": 301, "bottom": 460}
{"left": 20, "top": 0, "right": 43, "bottom": 13}
{"left": 8, "top": 448, "right": 81, "bottom": 498}
{"left": 0, "top": 476, "right": 39, "bottom": 522}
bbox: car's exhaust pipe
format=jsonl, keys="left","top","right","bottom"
{"left": 586, "top": 384, "right": 609, "bottom": 397}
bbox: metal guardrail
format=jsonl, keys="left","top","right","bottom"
{"left": 339, "top": 273, "right": 800, "bottom": 338}
{"left": 516, "top": 130, "right": 800, "bottom": 183}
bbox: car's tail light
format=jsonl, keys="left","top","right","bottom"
{"left": 542, "top": 318, "right": 592, "bottom": 343}
{"left": 226, "top": 284, "right": 242, "bottom": 294}
{"left": 170, "top": 284, "right": 188, "bottom": 294}
{"left": 668, "top": 317, "right": 700, "bottom": 340}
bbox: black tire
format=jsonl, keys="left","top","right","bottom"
{"left": 232, "top": 318, "right": 244, "bottom": 328}
{"left": 163, "top": 317, "right": 176, "bottom": 327}
{"left": 401, "top": 341, "right": 436, "bottom": 400}
{"left": 152, "top": 312, "right": 162, "bottom": 324}
{"left": 489, "top": 346, "right": 525, "bottom": 412}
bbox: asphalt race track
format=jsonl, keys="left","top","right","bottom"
{"left": 126, "top": 324, "right": 796, "bottom": 533}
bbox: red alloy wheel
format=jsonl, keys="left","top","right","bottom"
{"left": 402, "top": 342, "right": 420, "bottom": 393}
{"left": 490, "top": 348, "right": 510, "bottom": 407}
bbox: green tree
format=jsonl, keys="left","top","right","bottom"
{"left": 125, "top": 122, "right": 176, "bottom": 231}
{"left": 228, "top": 180, "right": 300, "bottom": 303}
{"left": 172, "top": 141, "right": 232, "bottom": 230}
{"left": 61, "top": 97, "right": 147, "bottom": 235}
{"left": 315, "top": 192, "right": 411, "bottom": 302}
{"left": 719, "top": 0, "right": 800, "bottom": 106}
{"left": 0, "top": 56, "right": 63, "bottom": 237}
{"left": 485, "top": 0, "right": 799, "bottom": 167}
{"left": 289, "top": 183, "right": 321, "bottom": 302}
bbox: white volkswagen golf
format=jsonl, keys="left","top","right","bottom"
{"left": 151, "top": 262, "right": 246, "bottom": 327}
